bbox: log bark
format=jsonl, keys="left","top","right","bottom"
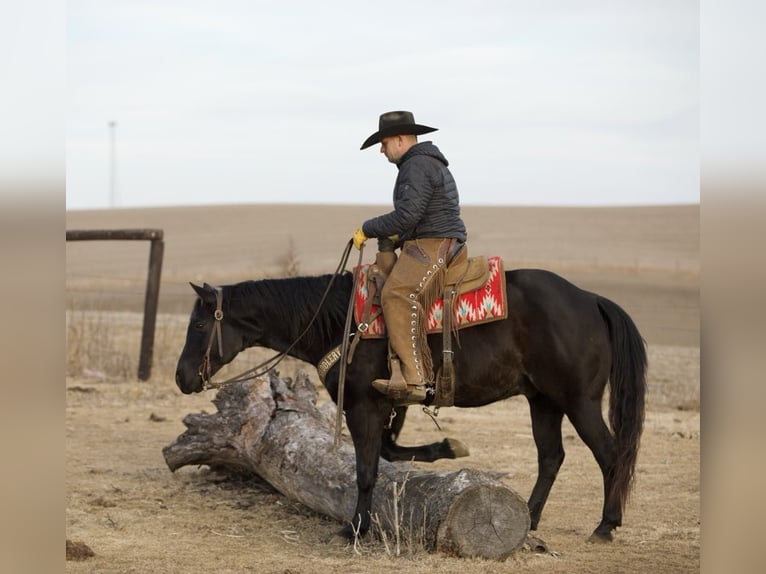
{"left": 163, "top": 372, "right": 530, "bottom": 559}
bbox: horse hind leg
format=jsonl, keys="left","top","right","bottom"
{"left": 567, "top": 399, "right": 621, "bottom": 542}
{"left": 527, "top": 394, "right": 565, "bottom": 531}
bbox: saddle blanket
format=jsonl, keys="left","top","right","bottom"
{"left": 354, "top": 255, "right": 507, "bottom": 339}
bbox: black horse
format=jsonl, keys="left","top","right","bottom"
{"left": 175, "top": 268, "right": 646, "bottom": 542}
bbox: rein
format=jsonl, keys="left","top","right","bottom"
{"left": 334, "top": 243, "right": 364, "bottom": 450}
{"left": 199, "top": 239, "right": 359, "bottom": 391}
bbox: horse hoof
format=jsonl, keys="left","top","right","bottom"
{"left": 587, "top": 529, "right": 614, "bottom": 543}
{"left": 445, "top": 437, "right": 470, "bottom": 458}
{"left": 524, "top": 534, "right": 551, "bottom": 554}
{"left": 336, "top": 524, "right": 355, "bottom": 541}
{"left": 326, "top": 531, "right": 352, "bottom": 547}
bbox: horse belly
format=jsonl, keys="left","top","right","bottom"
{"left": 425, "top": 314, "right": 525, "bottom": 407}
{"left": 449, "top": 349, "right": 527, "bottom": 408}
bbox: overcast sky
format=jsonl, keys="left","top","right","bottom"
{"left": 65, "top": 0, "right": 699, "bottom": 210}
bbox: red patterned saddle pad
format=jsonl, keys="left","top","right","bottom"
{"left": 353, "top": 255, "right": 507, "bottom": 339}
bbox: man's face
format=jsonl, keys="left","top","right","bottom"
{"left": 380, "top": 135, "right": 405, "bottom": 163}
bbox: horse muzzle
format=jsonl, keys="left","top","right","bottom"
{"left": 175, "top": 369, "right": 204, "bottom": 394}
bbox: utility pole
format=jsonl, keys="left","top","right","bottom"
{"left": 109, "top": 120, "right": 117, "bottom": 207}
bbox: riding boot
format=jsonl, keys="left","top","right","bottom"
{"left": 371, "top": 356, "right": 406, "bottom": 397}
{"left": 371, "top": 357, "right": 428, "bottom": 404}
{"left": 370, "top": 273, "right": 427, "bottom": 403}
{"left": 370, "top": 238, "right": 449, "bottom": 405}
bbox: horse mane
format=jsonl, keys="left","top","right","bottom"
{"left": 225, "top": 272, "right": 354, "bottom": 348}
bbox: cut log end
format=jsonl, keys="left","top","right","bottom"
{"left": 438, "top": 484, "right": 531, "bottom": 560}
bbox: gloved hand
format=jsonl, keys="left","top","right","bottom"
{"left": 352, "top": 227, "right": 368, "bottom": 250}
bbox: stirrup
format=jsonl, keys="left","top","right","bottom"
{"left": 372, "top": 356, "right": 408, "bottom": 398}
{"left": 371, "top": 377, "right": 408, "bottom": 399}
{"left": 372, "top": 379, "right": 428, "bottom": 405}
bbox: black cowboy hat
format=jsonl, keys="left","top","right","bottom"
{"left": 360, "top": 111, "right": 438, "bottom": 150}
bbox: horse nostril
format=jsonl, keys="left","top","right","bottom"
{"left": 175, "top": 370, "right": 199, "bottom": 394}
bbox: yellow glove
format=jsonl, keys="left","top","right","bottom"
{"left": 352, "top": 227, "right": 368, "bottom": 250}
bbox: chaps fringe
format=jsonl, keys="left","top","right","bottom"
{"left": 416, "top": 264, "right": 446, "bottom": 383}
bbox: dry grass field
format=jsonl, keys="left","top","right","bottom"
{"left": 66, "top": 204, "right": 699, "bottom": 573}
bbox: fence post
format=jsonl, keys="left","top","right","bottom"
{"left": 66, "top": 228, "right": 165, "bottom": 380}
{"left": 138, "top": 236, "right": 164, "bottom": 380}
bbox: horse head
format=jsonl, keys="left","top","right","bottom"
{"left": 175, "top": 282, "right": 247, "bottom": 394}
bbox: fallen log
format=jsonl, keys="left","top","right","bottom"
{"left": 163, "top": 371, "right": 530, "bottom": 559}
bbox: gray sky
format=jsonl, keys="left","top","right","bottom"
{"left": 65, "top": 0, "right": 699, "bottom": 209}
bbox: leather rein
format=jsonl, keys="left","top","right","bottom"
{"left": 199, "top": 240, "right": 361, "bottom": 391}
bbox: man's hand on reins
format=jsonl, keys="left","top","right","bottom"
{"left": 353, "top": 227, "right": 367, "bottom": 250}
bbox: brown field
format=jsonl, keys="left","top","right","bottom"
{"left": 66, "top": 204, "right": 699, "bottom": 573}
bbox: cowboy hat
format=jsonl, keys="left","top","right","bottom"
{"left": 360, "top": 111, "right": 438, "bottom": 150}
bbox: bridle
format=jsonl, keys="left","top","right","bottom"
{"left": 198, "top": 287, "right": 225, "bottom": 387}
{"left": 197, "top": 239, "right": 362, "bottom": 392}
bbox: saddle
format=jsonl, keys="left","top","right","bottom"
{"left": 368, "top": 247, "right": 489, "bottom": 305}
{"left": 354, "top": 245, "right": 507, "bottom": 407}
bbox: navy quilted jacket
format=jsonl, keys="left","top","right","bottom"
{"left": 362, "top": 142, "right": 467, "bottom": 243}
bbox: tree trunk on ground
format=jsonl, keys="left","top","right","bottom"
{"left": 163, "top": 372, "right": 530, "bottom": 559}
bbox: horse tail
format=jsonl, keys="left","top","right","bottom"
{"left": 597, "top": 296, "right": 647, "bottom": 511}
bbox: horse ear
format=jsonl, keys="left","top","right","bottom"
{"left": 190, "top": 282, "right": 217, "bottom": 306}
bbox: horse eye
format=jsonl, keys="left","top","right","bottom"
{"left": 194, "top": 321, "right": 205, "bottom": 330}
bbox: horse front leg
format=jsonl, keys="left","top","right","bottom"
{"left": 380, "top": 406, "right": 470, "bottom": 463}
{"left": 380, "top": 405, "right": 408, "bottom": 459}
{"left": 337, "top": 398, "right": 389, "bottom": 540}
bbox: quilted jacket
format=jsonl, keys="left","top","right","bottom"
{"left": 362, "top": 142, "right": 467, "bottom": 243}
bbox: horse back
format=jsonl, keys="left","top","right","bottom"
{"left": 505, "top": 268, "right": 604, "bottom": 324}
{"left": 503, "top": 268, "right": 614, "bottom": 395}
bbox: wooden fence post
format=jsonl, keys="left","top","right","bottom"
{"left": 66, "top": 229, "right": 164, "bottom": 380}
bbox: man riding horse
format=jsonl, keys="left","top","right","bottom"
{"left": 175, "top": 110, "right": 646, "bottom": 542}
{"left": 353, "top": 111, "right": 467, "bottom": 405}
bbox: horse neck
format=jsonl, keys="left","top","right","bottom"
{"left": 226, "top": 275, "right": 350, "bottom": 365}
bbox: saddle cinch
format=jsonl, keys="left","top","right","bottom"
{"left": 353, "top": 245, "right": 508, "bottom": 407}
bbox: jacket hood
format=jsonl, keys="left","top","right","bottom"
{"left": 397, "top": 141, "right": 448, "bottom": 168}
